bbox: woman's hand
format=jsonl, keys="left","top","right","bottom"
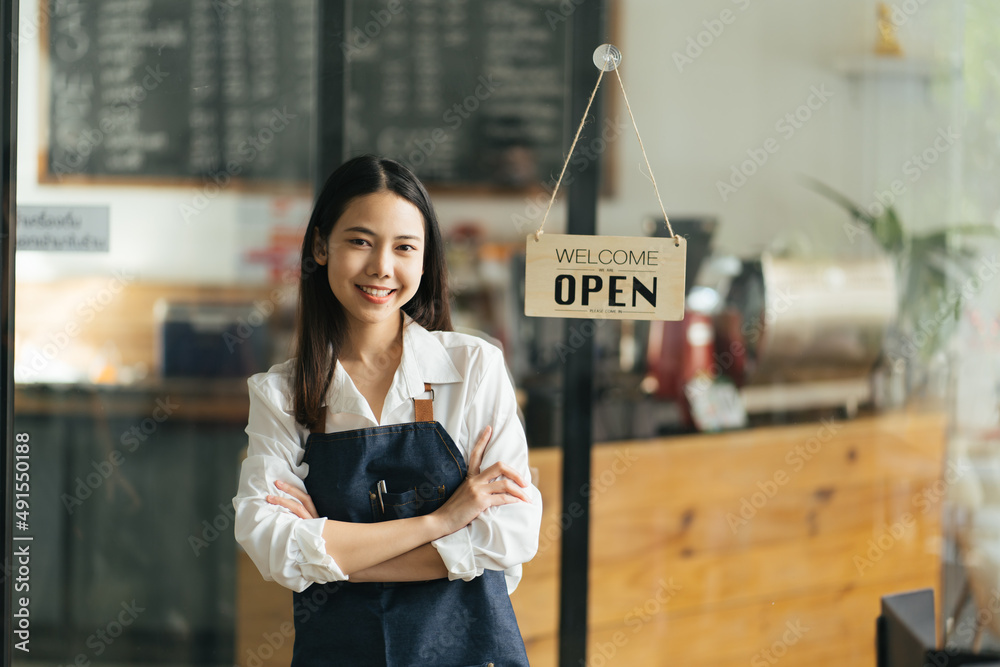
{"left": 433, "top": 425, "right": 532, "bottom": 535}
{"left": 266, "top": 480, "right": 318, "bottom": 520}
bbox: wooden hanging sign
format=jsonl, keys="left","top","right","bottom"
{"left": 525, "top": 45, "right": 688, "bottom": 320}
{"left": 524, "top": 233, "right": 686, "bottom": 320}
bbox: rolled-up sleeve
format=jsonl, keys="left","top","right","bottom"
{"left": 431, "top": 346, "right": 543, "bottom": 592}
{"left": 233, "top": 373, "right": 347, "bottom": 592}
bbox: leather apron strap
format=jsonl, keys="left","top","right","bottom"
{"left": 413, "top": 383, "right": 434, "bottom": 423}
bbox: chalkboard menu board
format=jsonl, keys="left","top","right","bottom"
{"left": 44, "top": 0, "right": 315, "bottom": 184}
{"left": 344, "top": 0, "right": 572, "bottom": 188}
{"left": 44, "top": 0, "right": 572, "bottom": 189}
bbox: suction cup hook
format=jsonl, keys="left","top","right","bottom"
{"left": 592, "top": 44, "right": 621, "bottom": 71}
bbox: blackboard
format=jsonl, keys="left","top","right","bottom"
{"left": 343, "top": 0, "right": 572, "bottom": 188}
{"left": 44, "top": 0, "right": 316, "bottom": 184}
{"left": 43, "top": 0, "right": 572, "bottom": 189}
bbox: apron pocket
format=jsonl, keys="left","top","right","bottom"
{"left": 370, "top": 482, "right": 447, "bottom": 521}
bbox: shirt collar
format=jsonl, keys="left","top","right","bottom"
{"left": 397, "top": 313, "right": 463, "bottom": 398}
{"left": 324, "top": 359, "right": 367, "bottom": 416}
{"left": 321, "top": 313, "right": 463, "bottom": 419}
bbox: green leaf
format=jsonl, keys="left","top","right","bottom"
{"left": 870, "top": 206, "right": 905, "bottom": 254}
{"left": 799, "top": 176, "right": 878, "bottom": 229}
{"left": 946, "top": 223, "right": 1000, "bottom": 237}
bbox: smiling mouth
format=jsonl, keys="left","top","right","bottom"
{"left": 357, "top": 285, "right": 395, "bottom": 297}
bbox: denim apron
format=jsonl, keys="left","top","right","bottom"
{"left": 290, "top": 385, "right": 530, "bottom": 667}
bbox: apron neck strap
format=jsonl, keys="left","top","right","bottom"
{"left": 413, "top": 383, "right": 434, "bottom": 423}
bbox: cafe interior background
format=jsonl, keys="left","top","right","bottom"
{"left": 7, "top": 0, "right": 1000, "bottom": 664}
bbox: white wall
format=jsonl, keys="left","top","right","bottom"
{"left": 15, "top": 0, "right": 964, "bottom": 284}
{"left": 598, "top": 0, "right": 961, "bottom": 255}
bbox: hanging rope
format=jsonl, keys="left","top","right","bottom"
{"left": 612, "top": 65, "right": 676, "bottom": 244}
{"left": 532, "top": 46, "right": 678, "bottom": 246}
{"left": 533, "top": 66, "right": 606, "bottom": 242}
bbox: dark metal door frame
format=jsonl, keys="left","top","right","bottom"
{"left": 1, "top": 0, "right": 18, "bottom": 663}
{"left": 314, "top": 2, "right": 347, "bottom": 194}
{"left": 560, "top": 4, "right": 605, "bottom": 666}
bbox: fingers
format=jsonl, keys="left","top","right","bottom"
{"left": 276, "top": 479, "right": 318, "bottom": 514}
{"left": 477, "top": 461, "right": 528, "bottom": 489}
{"left": 467, "top": 425, "right": 492, "bottom": 476}
{"left": 266, "top": 494, "right": 313, "bottom": 520}
{"left": 483, "top": 478, "right": 533, "bottom": 504}
{"left": 467, "top": 462, "right": 533, "bottom": 504}
{"left": 268, "top": 479, "right": 319, "bottom": 519}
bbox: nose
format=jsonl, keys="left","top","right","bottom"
{"left": 366, "top": 244, "right": 392, "bottom": 278}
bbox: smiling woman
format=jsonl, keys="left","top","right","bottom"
{"left": 232, "top": 155, "right": 542, "bottom": 666}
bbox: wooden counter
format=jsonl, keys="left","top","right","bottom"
{"left": 235, "top": 411, "right": 946, "bottom": 666}
{"left": 15, "top": 379, "right": 251, "bottom": 422}
{"left": 14, "top": 279, "right": 284, "bottom": 378}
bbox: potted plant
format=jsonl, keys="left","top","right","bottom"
{"left": 802, "top": 177, "right": 998, "bottom": 402}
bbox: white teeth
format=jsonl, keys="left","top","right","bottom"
{"left": 359, "top": 285, "right": 393, "bottom": 297}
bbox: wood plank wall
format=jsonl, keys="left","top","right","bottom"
{"left": 235, "top": 411, "right": 946, "bottom": 666}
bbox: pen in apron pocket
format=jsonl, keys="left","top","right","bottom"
{"left": 377, "top": 479, "right": 387, "bottom": 514}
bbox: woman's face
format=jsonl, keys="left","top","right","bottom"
{"left": 314, "top": 191, "right": 425, "bottom": 331}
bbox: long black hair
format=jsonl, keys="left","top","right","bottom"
{"left": 292, "top": 155, "right": 452, "bottom": 430}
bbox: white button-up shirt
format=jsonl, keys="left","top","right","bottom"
{"left": 233, "top": 316, "right": 542, "bottom": 594}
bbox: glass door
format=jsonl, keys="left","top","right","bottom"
{"left": 12, "top": 0, "right": 317, "bottom": 663}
